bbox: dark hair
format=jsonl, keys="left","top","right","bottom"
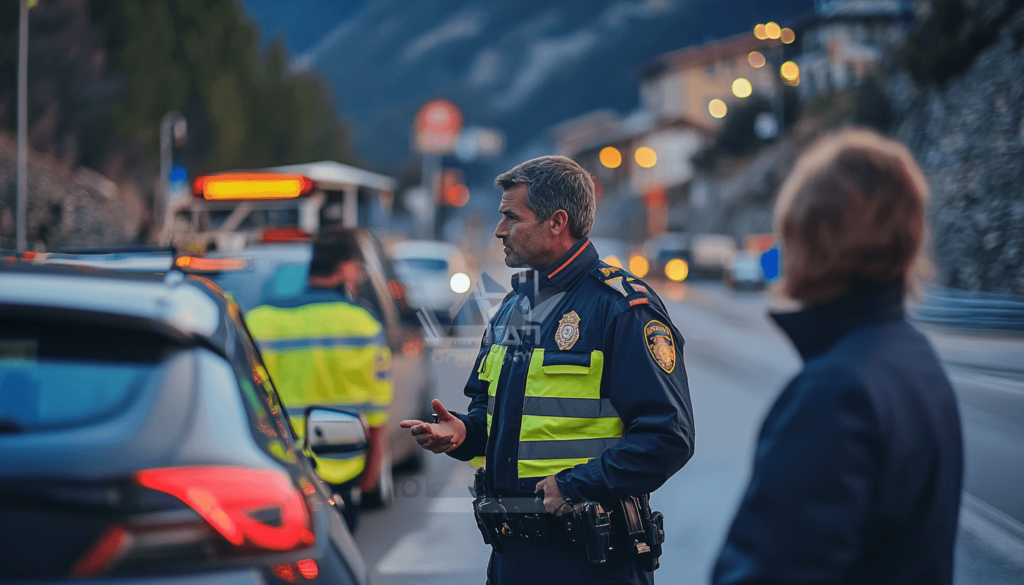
{"left": 494, "top": 155, "right": 596, "bottom": 239}
{"left": 775, "top": 128, "right": 929, "bottom": 303}
{"left": 309, "top": 227, "right": 362, "bottom": 278}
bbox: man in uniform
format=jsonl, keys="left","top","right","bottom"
{"left": 247, "top": 228, "right": 392, "bottom": 525}
{"left": 401, "top": 156, "right": 695, "bottom": 584}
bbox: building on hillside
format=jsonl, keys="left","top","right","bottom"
{"left": 634, "top": 32, "right": 785, "bottom": 129}
{"left": 795, "top": 0, "right": 912, "bottom": 98}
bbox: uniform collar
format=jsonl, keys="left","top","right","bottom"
{"left": 509, "top": 238, "right": 597, "bottom": 304}
{"left": 770, "top": 279, "right": 905, "bottom": 362}
{"left": 541, "top": 237, "right": 598, "bottom": 291}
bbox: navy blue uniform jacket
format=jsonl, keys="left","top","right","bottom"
{"left": 713, "top": 282, "right": 963, "bottom": 585}
{"left": 447, "top": 237, "right": 695, "bottom": 503}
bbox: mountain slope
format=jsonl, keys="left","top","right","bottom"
{"left": 265, "top": 0, "right": 814, "bottom": 169}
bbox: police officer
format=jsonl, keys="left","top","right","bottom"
{"left": 247, "top": 228, "right": 393, "bottom": 527}
{"left": 401, "top": 156, "right": 695, "bottom": 584}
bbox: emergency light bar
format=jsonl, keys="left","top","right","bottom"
{"left": 193, "top": 173, "right": 314, "bottom": 201}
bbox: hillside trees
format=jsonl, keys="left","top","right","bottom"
{"left": 0, "top": 0, "right": 352, "bottom": 181}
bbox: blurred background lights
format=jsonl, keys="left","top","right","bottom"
{"left": 628, "top": 254, "right": 649, "bottom": 278}
{"left": 708, "top": 99, "right": 728, "bottom": 119}
{"left": 765, "top": 22, "right": 781, "bottom": 40}
{"left": 781, "top": 27, "right": 796, "bottom": 44}
{"left": 732, "top": 78, "right": 753, "bottom": 98}
{"left": 635, "top": 146, "right": 658, "bottom": 169}
{"left": 748, "top": 51, "right": 766, "bottom": 68}
{"left": 780, "top": 61, "right": 800, "bottom": 81}
{"left": 753, "top": 24, "right": 767, "bottom": 40}
{"left": 665, "top": 258, "right": 689, "bottom": 282}
{"left": 599, "top": 146, "right": 622, "bottom": 169}
{"left": 605, "top": 255, "right": 622, "bottom": 268}
{"left": 449, "top": 272, "right": 471, "bottom": 294}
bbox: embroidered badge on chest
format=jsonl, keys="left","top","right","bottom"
{"left": 644, "top": 320, "right": 676, "bottom": 373}
{"left": 555, "top": 311, "right": 581, "bottom": 350}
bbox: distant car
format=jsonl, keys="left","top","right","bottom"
{"left": 201, "top": 230, "right": 432, "bottom": 486}
{"left": 388, "top": 240, "right": 472, "bottom": 322}
{"left": 0, "top": 264, "right": 368, "bottom": 584}
{"left": 691, "top": 233, "right": 738, "bottom": 278}
{"left": 724, "top": 251, "right": 766, "bottom": 290}
{"left": 643, "top": 232, "right": 692, "bottom": 283}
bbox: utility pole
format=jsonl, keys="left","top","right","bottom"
{"left": 15, "top": 0, "right": 29, "bottom": 252}
{"left": 158, "top": 112, "right": 186, "bottom": 232}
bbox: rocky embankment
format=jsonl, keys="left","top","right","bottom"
{"left": 0, "top": 133, "right": 146, "bottom": 251}
{"left": 891, "top": 10, "right": 1024, "bottom": 295}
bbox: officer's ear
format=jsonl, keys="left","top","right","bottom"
{"left": 547, "top": 209, "right": 570, "bottom": 236}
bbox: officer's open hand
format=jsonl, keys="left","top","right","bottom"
{"left": 399, "top": 399, "right": 466, "bottom": 454}
{"left": 535, "top": 476, "right": 571, "bottom": 517}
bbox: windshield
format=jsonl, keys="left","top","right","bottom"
{"left": 394, "top": 258, "right": 449, "bottom": 280}
{"left": 0, "top": 319, "right": 174, "bottom": 432}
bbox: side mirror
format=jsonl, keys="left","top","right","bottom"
{"left": 304, "top": 407, "right": 369, "bottom": 457}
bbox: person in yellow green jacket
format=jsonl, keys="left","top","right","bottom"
{"left": 247, "top": 229, "right": 392, "bottom": 515}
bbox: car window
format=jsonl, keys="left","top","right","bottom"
{"left": 394, "top": 258, "right": 449, "bottom": 272}
{"left": 0, "top": 317, "right": 178, "bottom": 431}
{"left": 259, "top": 263, "right": 308, "bottom": 305}
{"left": 224, "top": 303, "right": 304, "bottom": 467}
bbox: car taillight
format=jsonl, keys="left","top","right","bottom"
{"left": 135, "top": 467, "right": 314, "bottom": 551}
{"left": 72, "top": 467, "right": 315, "bottom": 577}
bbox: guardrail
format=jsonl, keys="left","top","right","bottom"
{"left": 910, "top": 285, "right": 1024, "bottom": 331}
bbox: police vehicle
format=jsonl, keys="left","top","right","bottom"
{"left": 0, "top": 263, "right": 369, "bottom": 584}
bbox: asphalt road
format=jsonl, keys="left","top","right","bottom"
{"left": 354, "top": 281, "right": 1024, "bottom": 584}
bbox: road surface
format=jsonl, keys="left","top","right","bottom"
{"left": 356, "top": 281, "right": 1024, "bottom": 584}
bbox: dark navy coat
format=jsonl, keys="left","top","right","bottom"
{"left": 713, "top": 282, "right": 963, "bottom": 585}
{"left": 447, "top": 237, "right": 695, "bottom": 584}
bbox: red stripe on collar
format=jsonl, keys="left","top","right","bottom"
{"left": 547, "top": 240, "right": 591, "bottom": 278}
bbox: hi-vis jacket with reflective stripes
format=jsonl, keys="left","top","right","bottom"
{"left": 447, "top": 238, "right": 695, "bottom": 504}
{"left": 246, "top": 288, "right": 392, "bottom": 484}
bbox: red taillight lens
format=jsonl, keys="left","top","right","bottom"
{"left": 134, "top": 467, "right": 314, "bottom": 552}
{"left": 71, "top": 525, "right": 132, "bottom": 577}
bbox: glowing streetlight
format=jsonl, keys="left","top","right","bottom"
{"left": 781, "top": 27, "right": 796, "bottom": 44}
{"left": 635, "top": 146, "right": 657, "bottom": 169}
{"left": 748, "top": 51, "right": 766, "bottom": 68}
{"left": 732, "top": 78, "right": 753, "bottom": 98}
{"left": 753, "top": 24, "right": 767, "bottom": 40}
{"left": 765, "top": 22, "right": 781, "bottom": 40}
{"left": 599, "top": 146, "right": 622, "bottom": 169}
{"left": 708, "top": 99, "right": 728, "bottom": 119}
{"left": 780, "top": 61, "right": 800, "bottom": 81}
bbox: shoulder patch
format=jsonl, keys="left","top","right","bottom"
{"left": 602, "top": 276, "right": 629, "bottom": 297}
{"left": 599, "top": 266, "right": 620, "bottom": 277}
{"left": 629, "top": 297, "right": 649, "bottom": 307}
{"left": 644, "top": 320, "right": 676, "bottom": 373}
{"left": 629, "top": 283, "right": 648, "bottom": 294}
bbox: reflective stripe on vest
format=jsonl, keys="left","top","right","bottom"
{"left": 518, "top": 348, "right": 621, "bottom": 479}
{"left": 246, "top": 302, "right": 392, "bottom": 430}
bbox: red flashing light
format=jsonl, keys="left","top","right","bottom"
{"left": 262, "top": 227, "right": 311, "bottom": 243}
{"left": 71, "top": 524, "right": 132, "bottom": 577}
{"left": 135, "top": 467, "right": 314, "bottom": 552}
{"left": 297, "top": 559, "right": 319, "bottom": 579}
{"left": 193, "top": 173, "right": 314, "bottom": 201}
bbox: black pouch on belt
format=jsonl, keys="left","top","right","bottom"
{"left": 573, "top": 501, "right": 612, "bottom": 564}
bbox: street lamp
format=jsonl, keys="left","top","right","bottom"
{"left": 158, "top": 112, "right": 187, "bottom": 230}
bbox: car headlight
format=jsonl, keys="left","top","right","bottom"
{"left": 665, "top": 259, "right": 689, "bottom": 282}
{"left": 450, "top": 272, "right": 471, "bottom": 293}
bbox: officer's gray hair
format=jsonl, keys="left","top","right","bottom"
{"left": 494, "top": 156, "right": 596, "bottom": 240}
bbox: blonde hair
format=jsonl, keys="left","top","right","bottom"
{"left": 775, "top": 128, "right": 929, "bottom": 304}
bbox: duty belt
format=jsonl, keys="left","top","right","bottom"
{"left": 470, "top": 469, "right": 665, "bottom": 571}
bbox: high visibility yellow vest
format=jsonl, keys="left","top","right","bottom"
{"left": 246, "top": 300, "right": 392, "bottom": 485}
{"left": 473, "top": 345, "right": 623, "bottom": 479}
